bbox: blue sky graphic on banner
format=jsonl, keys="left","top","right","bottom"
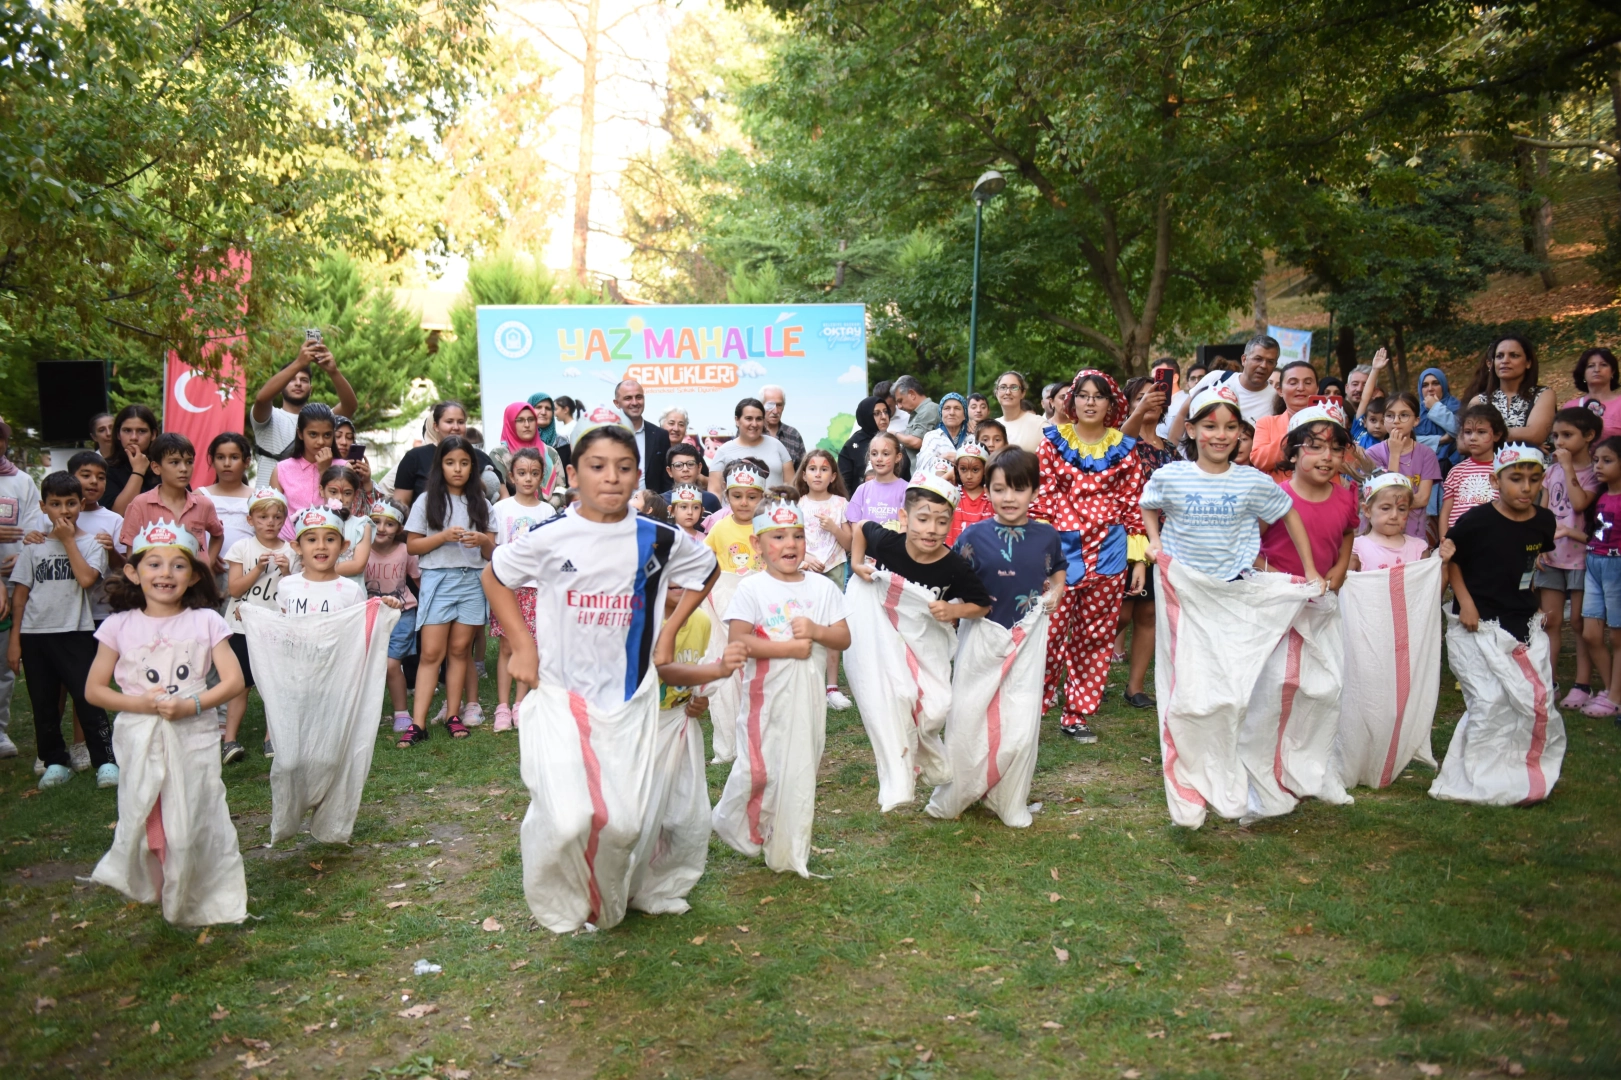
{"left": 477, "top": 304, "right": 868, "bottom": 457}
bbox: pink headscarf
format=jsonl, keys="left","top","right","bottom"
{"left": 500, "top": 402, "right": 542, "bottom": 453}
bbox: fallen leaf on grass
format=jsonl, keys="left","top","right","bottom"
{"left": 116, "top": 996, "right": 137, "bottom": 1010}
{"left": 736, "top": 925, "right": 750, "bottom": 933}
{"left": 446, "top": 1068, "right": 472, "bottom": 1080}
{"left": 1145, "top": 1030, "right": 1165, "bottom": 1039}
{"left": 1297, "top": 876, "right": 1317, "bottom": 885}
{"left": 308, "top": 861, "right": 323, "bottom": 872}
{"left": 210, "top": 1008, "right": 230, "bottom": 1021}
{"left": 1416, "top": 1065, "right": 1442, "bottom": 1077}
{"left": 397, "top": 1003, "right": 439, "bottom": 1019}
{"left": 237, "top": 1051, "right": 277, "bottom": 1068}
{"left": 1289, "top": 924, "right": 1314, "bottom": 936}
{"left": 148, "top": 1021, "right": 160, "bottom": 1035}
{"left": 34, "top": 997, "right": 55, "bottom": 1014}
{"left": 239, "top": 1038, "right": 271, "bottom": 1051}
{"left": 758, "top": 896, "right": 775, "bottom": 905}
{"left": 1207, "top": 1031, "right": 1232, "bottom": 1042}
{"left": 196, "top": 930, "right": 211, "bottom": 945}
{"left": 898, "top": 937, "right": 915, "bottom": 945}
{"left": 19, "top": 787, "right": 40, "bottom": 799}
{"left": 1123, "top": 1071, "right": 1143, "bottom": 1079}
{"left": 1054, "top": 948, "right": 1070, "bottom": 964}
{"left": 481, "top": 916, "right": 504, "bottom": 932}
{"left": 170, "top": 992, "right": 183, "bottom": 1003}
{"left": 1048, "top": 892, "right": 1063, "bottom": 903}
{"left": 387, "top": 901, "right": 411, "bottom": 909}
{"left": 1372, "top": 994, "right": 1398, "bottom": 1007}
{"left": 71, "top": 921, "right": 90, "bottom": 930}
{"left": 1050, "top": 867, "right": 1060, "bottom": 881}
{"left": 303, "top": 1023, "right": 324, "bottom": 1034}
{"left": 690, "top": 936, "right": 707, "bottom": 946}
{"left": 1041, "top": 1020, "right": 1063, "bottom": 1030}
{"left": 1502, "top": 1064, "right": 1526, "bottom": 1077}
{"left": 509, "top": 959, "right": 529, "bottom": 971}
{"left": 487, "top": 788, "right": 509, "bottom": 796}
{"left": 1545, "top": 1012, "right": 1568, "bottom": 1029}
{"left": 811, "top": 846, "right": 835, "bottom": 855}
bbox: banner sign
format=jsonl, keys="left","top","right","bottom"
{"left": 476, "top": 304, "right": 867, "bottom": 457}
{"left": 1268, "top": 324, "right": 1314, "bottom": 369}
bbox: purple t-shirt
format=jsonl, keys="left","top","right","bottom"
{"left": 94, "top": 608, "right": 231, "bottom": 702}
{"left": 1367, "top": 441, "right": 1442, "bottom": 537}
{"left": 845, "top": 479, "right": 909, "bottom": 525}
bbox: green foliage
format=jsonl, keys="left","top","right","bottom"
{"left": 0, "top": 0, "right": 485, "bottom": 398}
{"left": 432, "top": 252, "right": 605, "bottom": 409}
{"left": 816, "top": 412, "right": 856, "bottom": 454}
{"left": 1279, "top": 152, "right": 1541, "bottom": 389}
{"left": 725, "top": 261, "right": 784, "bottom": 304}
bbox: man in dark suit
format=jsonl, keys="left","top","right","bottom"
{"left": 613, "top": 378, "right": 669, "bottom": 490}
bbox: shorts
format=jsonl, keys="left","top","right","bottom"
{"left": 490, "top": 586, "right": 537, "bottom": 638}
{"left": 820, "top": 563, "right": 848, "bottom": 591}
{"left": 1124, "top": 559, "right": 1156, "bottom": 601}
{"left": 417, "top": 566, "right": 489, "bottom": 627}
{"left": 228, "top": 632, "right": 255, "bottom": 690}
{"left": 1582, "top": 554, "right": 1621, "bottom": 627}
{"left": 389, "top": 605, "right": 418, "bottom": 661}
{"left": 1533, "top": 566, "right": 1583, "bottom": 593}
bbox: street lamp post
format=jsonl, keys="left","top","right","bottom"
{"left": 966, "top": 169, "right": 1006, "bottom": 397}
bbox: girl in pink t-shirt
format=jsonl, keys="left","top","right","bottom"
{"left": 1350, "top": 474, "right": 1431, "bottom": 571}
{"left": 1258, "top": 409, "right": 1360, "bottom": 590}
{"left": 271, "top": 404, "right": 337, "bottom": 539}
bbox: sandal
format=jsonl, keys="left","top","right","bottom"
{"left": 397, "top": 724, "right": 428, "bottom": 748}
{"left": 446, "top": 717, "right": 471, "bottom": 739}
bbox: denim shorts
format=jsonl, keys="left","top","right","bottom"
{"left": 1582, "top": 554, "right": 1621, "bottom": 627}
{"left": 417, "top": 567, "right": 488, "bottom": 627}
{"left": 1532, "top": 565, "right": 1583, "bottom": 593}
{"left": 388, "top": 605, "right": 418, "bottom": 660}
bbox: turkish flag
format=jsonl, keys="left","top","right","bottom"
{"left": 163, "top": 251, "right": 249, "bottom": 487}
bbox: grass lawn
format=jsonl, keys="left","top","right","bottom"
{"left": 1, "top": 637, "right": 1616, "bottom": 1080}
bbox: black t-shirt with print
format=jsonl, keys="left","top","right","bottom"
{"left": 860, "top": 521, "right": 992, "bottom": 606}
{"left": 1448, "top": 501, "right": 1556, "bottom": 641}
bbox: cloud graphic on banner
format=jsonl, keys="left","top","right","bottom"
{"left": 836, "top": 364, "right": 866, "bottom": 385}
{"left": 775, "top": 312, "right": 797, "bottom": 324}
{"left": 594, "top": 369, "right": 622, "bottom": 384}
{"left": 740, "top": 360, "right": 767, "bottom": 378}
{"left": 562, "top": 367, "right": 581, "bottom": 378}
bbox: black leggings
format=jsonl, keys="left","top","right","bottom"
{"left": 21, "top": 632, "right": 112, "bottom": 769}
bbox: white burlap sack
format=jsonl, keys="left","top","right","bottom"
{"left": 844, "top": 571, "right": 957, "bottom": 812}
{"left": 517, "top": 672, "right": 708, "bottom": 933}
{"left": 701, "top": 573, "right": 743, "bottom": 764}
{"left": 1240, "top": 593, "right": 1354, "bottom": 819}
{"left": 92, "top": 710, "right": 247, "bottom": 926}
{"left": 1336, "top": 559, "right": 1443, "bottom": 789}
{"left": 242, "top": 600, "right": 400, "bottom": 844}
{"left": 712, "top": 641, "right": 828, "bottom": 876}
{"left": 1430, "top": 613, "right": 1565, "bottom": 806}
{"left": 1152, "top": 554, "right": 1315, "bottom": 828}
{"left": 926, "top": 604, "right": 1050, "bottom": 827}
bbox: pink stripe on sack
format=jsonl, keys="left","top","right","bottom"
{"left": 745, "top": 630, "right": 772, "bottom": 846}
{"left": 363, "top": 597, "right": 380, "bottom": 649}
{"left": 1273, "top": 629, "right": 1304, "bottom": 796}
{"left": 1155, "top": 555, "right": 1205, "bottom": 807}
{"left": 145, "top": 795, "right": 167, "bottom": 866}
{"left": 1509, "top": 644, "right": 1551, "bottom": 804}
{"left": 879, "top": 574, "right": 927, "bottom": 769}
{"left": 568, "top": 692, "right": 608, "bottom": 922}
{"left": 1379, "top": 565, "right": 1412, "bottom": 786}
{"left": 983, "top": 626, "right": 1027, "bottom": 792}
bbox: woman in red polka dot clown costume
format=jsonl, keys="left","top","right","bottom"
{"left": 1031, "top": 370, "right": 1148, "bottom": 743}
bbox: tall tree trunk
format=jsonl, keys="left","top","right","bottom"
{"left": 1515, "top": 108, "right": 1555, "bottom": 292}
{"left": 1252, "top": 277, "right": 1268, "bottom": 333}
{"left": 1335, "top": 325, "right": 1357, "bottom": 378}
{"left": 571, "top": 0, "right": 601, "bottom": 282}
{"left": 1612, "top": 58, "right": 1621, "bottom": 200}
{"left": 1392, "top": 324, "right": 1410, "bottom": 393}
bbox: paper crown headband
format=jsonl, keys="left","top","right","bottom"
{"left": 131, "top": 519, "right": 200, "bottom": 558}
{"left": 753, "top": 500, "right": 805, "bottom": 534}
{"left": 294, "top": 504, "right": 346, "bottom": 538}
{"left": 370, "top": 503, "right": 405, "bottom": 524}
{"left": 1494, "top": 443, "right": 1546, "bottom": 475}
{"left": 1362, "top": 471, "right": 1413, "bottom": 499}
{"left": 724, "top": 462, "right": 767, "bottom": 490}
{"left": 1288, "top": 399, "right": 1348, "bottom": 434}
{"left": 575, "top": 406, "right": 629, "bottom": 438}
{"left": 247, "top": 487, "right": 287, "bottom": 512}
{"left": 955, "top": 443, "right": 989, "bottom": 462}
{"left": 1188, "top": 384, "right": 1241, "bottom": 421}
{"left": 907, "top": 471, "right": 960, "bottom": 509}
{"left": 669, "top": 486, "right": 705, "bottom": 506}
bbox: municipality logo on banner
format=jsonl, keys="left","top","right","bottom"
{"left": 475, "top": 303, "right": 869, "bottom": 464}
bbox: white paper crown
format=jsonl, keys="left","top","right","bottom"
{"left": 907, "top": 471, "right": 960, "bottom": 509}
{"left": 1494, "top": 443, "right": 1546, "bottom": 475}
{"left": 752, "top": 500, "right": 805, "bottom": 534}
{"left": 293, "top": 505, "right": 345, "bottom": 538}
{"left": 131, "top": 518, "right": 199, "bottom": 557}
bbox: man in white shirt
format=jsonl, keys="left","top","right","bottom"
{"left": 1168, "top": 334, "right": 1281, "bottom": 442}
{"left": 613, "top": 378, "right": 671, "bottom": 490}
{"left": 250, "top": 339, "right": 359, "bottom": 485}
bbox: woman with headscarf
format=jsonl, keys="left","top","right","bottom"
{"left": 1417, "top": 366, "right": 1462, "bottom": 463}
{"left": 1031, "top": 370, "right": 1148, "bottom": 742}
{"left": 916, "top": 392, "right": 975, "bottom": 477}
{"left": 839, "top": 396, "right": 887, "bottom": 496}
{"left": 526, "top": 393, "right": 572, "bottom": 468}
{"left": 493, "top": 402, "right": 567, "bottom": 509}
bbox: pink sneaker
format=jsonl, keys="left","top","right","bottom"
{"left": 1560, "top": 686, "right": 1592, "bottom": 709}
{"left": 493, "top": 704, "right": 514, "bottom": 733}
{"left": 1581, "top": 693, "right": 1618, "bottom": 718}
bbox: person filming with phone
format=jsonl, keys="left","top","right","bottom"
{"left": 251, "top": 330, "right": 359, "bottom": 487}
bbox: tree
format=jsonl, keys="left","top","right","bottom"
{"left": 0, "top": 1, "right": 484, "bottom": 385}
{"left": 1279, "top": 152, "right": 1541, "bottom": 390}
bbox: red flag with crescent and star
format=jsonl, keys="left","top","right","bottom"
{"left": 163, "top": 250, "right": 249, "bottom": 486}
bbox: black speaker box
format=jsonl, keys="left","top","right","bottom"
{"left": 36, "top": 361, "right": 110, "bottom": 444}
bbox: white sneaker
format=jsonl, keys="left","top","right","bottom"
{"left": 33, "top": 757, "right": 46, "bottom": 777}
{"left": 462, "top": 702, "right": 485, "bottom": 727}
{"left": 69, "top": 741, "right": 91, "bottom": 772}
{"left": 0, "top": 732, "right": 16, "bottom": 758}
{"left": 431, "top": 701, "right": 447, "bottom": 725}
{"left": 826, "top": 689, "right": 853, "bottom": 710}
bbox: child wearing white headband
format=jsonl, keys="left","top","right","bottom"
{"left": 706, "top": 459, "right": 769, "bottom": 577}
{"left": 367, "top": 498, "right": 421, "bottom": 732}
{"left": 220, "top": 487, "right": 300, "bottom": 763}
{"left": 1350, "top": 473, "right": 1433, "bottom": 572}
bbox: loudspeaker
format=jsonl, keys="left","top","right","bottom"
{"left": 1197, "top": 343, "right": 1246, "bottom": 370}
{"left": 36, "top": 360, "right": 110, "bottom": 444}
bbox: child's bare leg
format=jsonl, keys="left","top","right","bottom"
{"left": 444, "top": 624, "right": 476, "bottom": 722}
{"left": 1570, "top": 592, "right": 1593, "bottom": 686}
{"left": 496, "top": 637, "right": 513, "bottom": 708}
{"left": 1582, "top": 619, "right": 1611, "bottom": 695}
{"left": 825, "top": 646, "right": 841, "bottom": 690}
{"left": 412, "top": 624, "right": 451, "bottom": 729}
{"left": 224, "top": 689, "right": 248, "bottom": 742}
{"left": 462, "top": 649, "right": 481, "bottom": 713}
{"left": 386, "top": 658, "right": 408, "bottom": 715}
{"left": 1540, "top": 586, "right": 1566, "bottom": 671}
{"left": 1126, "top": 597, "right": 1155, "bottom": 696}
